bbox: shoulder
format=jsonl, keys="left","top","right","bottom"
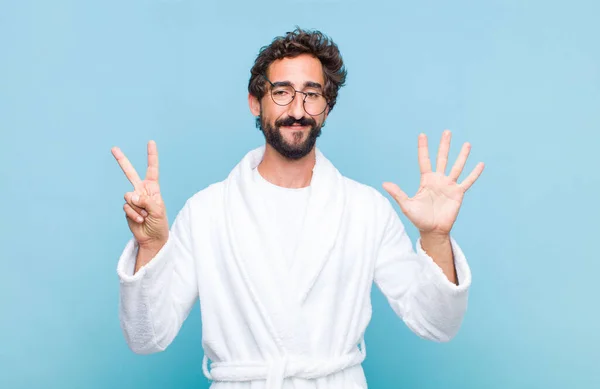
{"left": 341, "top": 176, "right": 396, "bottom": 218}
{"left": 180, "top": 180, "right": 226, "bottom": 214}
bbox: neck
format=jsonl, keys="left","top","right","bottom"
{"left": 257, "top": 144, "right": 316, "bottom": 188}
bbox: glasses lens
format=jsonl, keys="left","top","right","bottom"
{"left": 271, "top": 85, "right": 295, "bottom": 105}
{"left": 304, "top": 93, "right": 328, "bottom": 115}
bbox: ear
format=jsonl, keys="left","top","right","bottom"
{"left": 248, "top": 93, "right": 261, "bottom": 116}
{"left": 322, "top": 105, "right": 331, "bottom": 121}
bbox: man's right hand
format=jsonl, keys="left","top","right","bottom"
{"left": 111, "top": 140, "right": 169, "bottom": 265}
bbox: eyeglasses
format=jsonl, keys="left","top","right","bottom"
{"left": 262, "top": 75, "right": 329, "bottom": 116}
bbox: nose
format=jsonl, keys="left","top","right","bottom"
{"left": 287, "top": 92, "right": 305, "bottom": 120}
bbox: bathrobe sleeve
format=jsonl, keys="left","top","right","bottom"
{"left": 116, "top": 199, "right": 198, "bottom": 354}
{"left": 373, "top": 198, "right": 472, "bottom": 342}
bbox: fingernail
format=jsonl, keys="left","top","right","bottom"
{"left": 141, "top": 210, "right": 148, "bottom": 217}
{"left": 137, "top": 216, "right": 143, "bottom": 223}
{"left": 132, "top": 194, "right": 139, "bottom": 203}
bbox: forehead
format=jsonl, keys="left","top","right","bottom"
{"left": 266, "top": 54, "right": 324, "bottom": 87}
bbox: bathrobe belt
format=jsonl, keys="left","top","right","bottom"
{"left": 203, "top": 339, "right": 366, "bottom": 389}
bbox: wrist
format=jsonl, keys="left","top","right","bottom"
{"left": 420, "top": 231, "right": 450, "bottom": 245}
{"left": 134, "top": 239, "right": 167, "bottom": 274}
{"left": 138, "top": 238, "right": 167, "bottom": 253}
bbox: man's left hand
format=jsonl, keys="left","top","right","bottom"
{"left": 383, "top": 130, "right": 484, "bottom": 236}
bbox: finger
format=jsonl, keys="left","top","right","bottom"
{"left": 123, "top": 203, "right": 145, "bottom": 223}
{"left": 382, "top": 182, "right": 410, "bottom": 213}
{"left": 123, "top": 192, "right": 149, "bottom": 217}
{"left": 459, "top": 162, "right": 485, "bottom": 191}
{"left": 111, "top": 147, "right": 143, "bottom": 190}
{"left": 127, "top": 191, "right": 162, "bottom": 216}
{"left": 146, "top": 140, "right": 159, "bottom": 182}
{"left": 436, "top": 130, "right": 451, "bottom": 174}
{"left": 417, "top": 133, "right": 432, "bottom": 174}
{"left": 448, "top": 142, "right": 471, "bottom": 182}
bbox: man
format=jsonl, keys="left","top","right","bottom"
{"left": 112, "top": 28, "right": 484, "bottom": 389}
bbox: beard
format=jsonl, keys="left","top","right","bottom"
{"left": 256, "top": 113, "right": 322, "bottom": 160}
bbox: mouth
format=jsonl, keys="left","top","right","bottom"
{"left": 280, "top": 125, "right": 308, "bottom": 131}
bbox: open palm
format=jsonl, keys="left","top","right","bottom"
{"left": 383, "top": 130, "right": 484, "bottom": 235}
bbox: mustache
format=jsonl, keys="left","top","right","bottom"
{"left": 275, "top": 116, "right": 316, "bottom": 128}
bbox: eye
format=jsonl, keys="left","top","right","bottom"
{"left": 273, "top": 89, "right": 290, "bottom": 96}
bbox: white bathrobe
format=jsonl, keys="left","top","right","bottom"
{"left": 117, "top": 146, "right": 472, "bottom": 389}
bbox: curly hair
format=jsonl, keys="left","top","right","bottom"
{"left": 248, "top": 27, "right": 347, "bottom": 112}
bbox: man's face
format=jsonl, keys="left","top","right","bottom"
{"left": 250, "top": 54, "right": 329, "bottom": 160}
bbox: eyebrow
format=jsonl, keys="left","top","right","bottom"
{"left": 271, "top": 80, "right": 323, "bottom": 90}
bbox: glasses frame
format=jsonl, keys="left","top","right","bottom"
{"left": 261, "top": 74, "right": 330, "bottom": 116}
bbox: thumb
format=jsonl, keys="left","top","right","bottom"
{"left": 382, "top": 182, "right": 410, "bottom": 212}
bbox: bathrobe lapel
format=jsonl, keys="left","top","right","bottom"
{"left": 223, "top": 146, "right": 345, "bottom": 351}
{"left": 289, "top": 149, "right": 345, "bottom": 304}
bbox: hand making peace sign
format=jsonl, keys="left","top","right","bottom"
{"left": 111, "top": 140, "right": 169, "bottom": 250}
{"left": 383, "top": 130, "right": 484, "bottom": 237}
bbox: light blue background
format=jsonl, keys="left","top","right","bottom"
{"left": 1, "top": 0, "right": 598, "bottom": 388}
